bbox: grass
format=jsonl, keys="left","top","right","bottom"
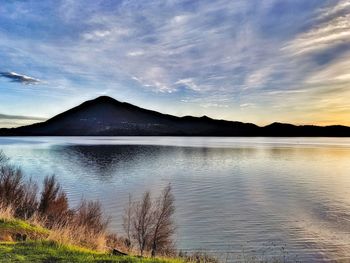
{"left": 0, "top": 240, "right": 184, "bottom": 263}
{"left": 0, "top": 218, "right": 49, "bottom": 241}
{"left": 0, "top": 218, "right": 183, "bottom": 263}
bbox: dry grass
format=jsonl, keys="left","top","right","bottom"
{"left": 48, "top": 223, "right": 107, "bottom": 251}
{"left": 0, "top": 206, "right": 108, "bottom": 251}
{"left": 0, "top": 151, "right": 111, "bottom": 252}
{"left": 0, "top": 240, "right": 185, "bottom": 263}
{"left": 0, "top": 206, "right": 14, "bottom": 220}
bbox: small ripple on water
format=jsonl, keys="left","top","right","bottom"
{"left": 2, "top": 137, "right": 350, "bottom": 261}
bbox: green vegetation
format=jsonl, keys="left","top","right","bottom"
{"left": 0, "top": 150, "right": 183, "bottom": 262}
{"left": 0, "top": 218, "right": 183, "bottom": 263}
{"left": 0, "top": 240, "right": 183, "bottom": 263}
{"left": 0, "top": 218, "right": 49, "bottom": 238}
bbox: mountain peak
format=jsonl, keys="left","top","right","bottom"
{"left": 1, "top": 96, "right": 350, "bottom": 136}
{"left": 92, "top": 96, "right": 121, "bottom": 103}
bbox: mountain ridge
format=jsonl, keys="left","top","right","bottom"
{"left": 1, "top": 96, "right": 350, "bottom": 137}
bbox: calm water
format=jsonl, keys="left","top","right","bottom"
{"left": 1, "top": 137, "right": 350, "bottom": 261}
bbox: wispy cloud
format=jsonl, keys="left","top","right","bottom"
{"left": 0, "top": 0, "right": 350, "bottom": 125}
{"left": 0, "top": 71, "right": 41, "bottom": 85}
{"left": 0, "top": 113, "right": 46, "bottom": 128}
{"left": 0, "top": 113, "right": 45, "bottom": 121}
{"left": 282, "top": 5, "right": 350, "bottom": 56}
{"left": 175, "top": 78, "right": 201, "bottom": 91}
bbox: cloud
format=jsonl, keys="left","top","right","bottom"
{"left": 0, "top": 71, "right": 41, "bottom": 85}
{"left": 127, "top": 50, "right": 145, "bottom": 57}
{"left": 282, "top": 13, "right": 350, "bottom": 56}
{"left": 1, "top": 0, "right": 350, "bottom": 125}
{"left": 82, "top": 30, "right": 111, "bottom": 41}
{"left": 0, "top": 113, "right": 46, "bottom": 128}
{"left": 239, "top": 103, "right": 255, "bottom": 108}
{"left": 175, "top": 78, "right": 201, "bottom": 91}
{"left": 280, "top": 0, "right": 350, "bottom": 109}
{"left": 0, "top": 114, "right": 46, "bottom": 128}
{"left": 81, "top": 28, "right": 129, "bottom": 42}
{"left": 201, "top": 103, "right": 229, "bottom": 108}
{"left": 0, "top": 113, "right": 45, "bottom": 121}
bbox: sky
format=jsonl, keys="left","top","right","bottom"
{"left": 0, "top": 0, "right": 350, "bottom": 128}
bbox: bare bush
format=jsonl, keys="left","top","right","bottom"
{"left": 122, "top": 194, "right": 133, "bottom": 251}
{"left": 132, "top": 191, "right": 153, "bottom": 256}
{"left": 39, "top": 175, "right": 70, "bottom": 227}
{"left": 47, "top": 199, "right": 110, "bottom": 250}
{"left": 0, "top": 165, "right": 24, "bottom": 208}
{"left": 74, "top": 200, "right": 109, "bottom": 235}
{"left": 0, "top": 152, "right": 38, "bottom": 219}
{"left": 15, "top": 178, "right": 38, "bottom": 219}
{"left": 123, "top": 185, "right": 176, "bottom": 257}
{"left": 150, "top": 184, "right": 175, "bottom": 257}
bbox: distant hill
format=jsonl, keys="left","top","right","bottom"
{"left": 0, "top": 96, "right": 350, "bottom": 136}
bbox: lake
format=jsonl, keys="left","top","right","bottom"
{"left": 1, "top": 137, "right": 350, "bottom": 261}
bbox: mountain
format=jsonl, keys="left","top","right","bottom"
{"left": 0, "top": 96, "right": 350, "bottom": 136}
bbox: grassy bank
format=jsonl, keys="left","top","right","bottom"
{"left": 0, "top": 217, "right": 183, "bottom": 263}
{"left": 0, "top": 241, "right": 183, "bottom": 263}
{"left": 0, "top": 218, "right": 49, "bottom": 240}
{"left": 0, "top": 150, "right": 184, "bottom": 261}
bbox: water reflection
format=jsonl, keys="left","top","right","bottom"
{"left": 57, "top": 145, "right": 156, "bottom": 180}
{"left": 1, "top": 137, "right": 350, "bottom": 261}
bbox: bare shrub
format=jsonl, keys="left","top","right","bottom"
{"left": 39, "top": 175, "right": 69, "bottom": 227}
{"left": 124, "top": 185, "right": 176, "bottom": 257}
{"left": 47, "top": 199, "right": 110, "bottom": 251}
{"left": 0, "top": 165, "right": 24, "bottom": 209}
{"left": 123, "top": 194, "right": 133, "bottom": 251}
{"left": 15, "top": 178, "right": 38, "bottom": 219}
{"left": 132, "top": 191, "right": 153, "bottom": 256}
{"left": 74, "top": 200, "right": 109, "bottom": 235}
{"left": 150, "top": 184, "right": 175, "bottom": 257}
{"left": 0, "top": 152, "right": 38, "bottom": 219}
{"left": 0, "top": 165, "right": 38, "bottom": 219}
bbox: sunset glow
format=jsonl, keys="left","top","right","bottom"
{"left": 1, "top": 0, "right": 350, "bottom": 127}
